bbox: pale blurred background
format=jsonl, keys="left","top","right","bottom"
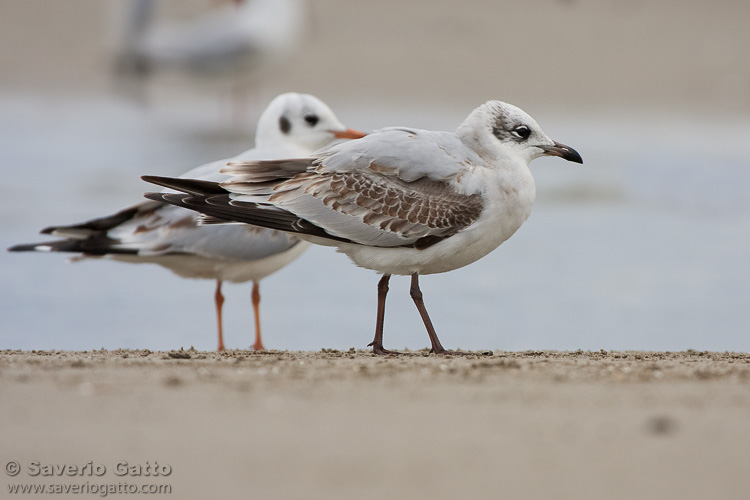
{"left": 2, "top": 0, "right": 749, "bottom": 352}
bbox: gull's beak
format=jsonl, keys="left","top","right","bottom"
{"left": 332, "top": 128, "right": 367, "bottom": 139}
{"left": 540, "top": 141, "right": 583, "bottom": 164}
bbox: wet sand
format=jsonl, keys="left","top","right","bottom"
{"left": 2, "top": 349, "right": 749, "bottom": 499}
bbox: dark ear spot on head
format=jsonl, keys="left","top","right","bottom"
{"left": 492, "top": 125, "right": 507, "bottom": 141}
{"left": 279, "top": 116, "right": 291, "bottom": 134}
{"left": 491, "top": 112, "right": 509, "bottom": 141}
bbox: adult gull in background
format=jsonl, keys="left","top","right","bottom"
{"left": 9, "top": 93, "right": 365, "bottom": 351}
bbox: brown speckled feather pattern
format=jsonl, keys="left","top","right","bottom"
{"left": 269, "top": 170, "right": 483, "bottom": 240}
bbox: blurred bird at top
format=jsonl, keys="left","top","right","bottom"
{"left": 116, "top": 0, "right": 307, "bottom": 77}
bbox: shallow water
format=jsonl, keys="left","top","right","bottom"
{"left": 2, "top": 93, "right": 749, "bottom": 352}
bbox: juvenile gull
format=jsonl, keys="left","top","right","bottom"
{"left": 143, "top": 101, "right": 582, "bottom": 354}
{"left": 9, "top": 92, "right": 364, "bottom": 351}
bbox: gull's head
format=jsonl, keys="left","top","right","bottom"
{"left": 458, "top": 101, "right": 582, "bottom": 166}
{"left": 255, "top": 93, "right": 366, "bottom": 153}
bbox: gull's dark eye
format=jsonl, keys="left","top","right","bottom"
{"left": 511, "top": 125, "right": 531, "bottom": 141}
{"left": 303, "top": 114, "right": 319, "bottom": 127}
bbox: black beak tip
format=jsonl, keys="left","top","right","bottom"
{"left": 567, "top": 148, "right": 584, "bottom": 164}
{"left": 543, "top": 142, "right": 583, "bottom": 164}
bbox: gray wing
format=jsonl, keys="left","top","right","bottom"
{"left": 221, "top": 128, "right": 486, "bottom": 248}
{"left": 316, "top": 127, "right": 483, "bottom": 181}
{"left": 106, "top": 202, "right": 300, "bottom": 261}
{"left": 12, "top": 198, "right": 299, "bottom": 262}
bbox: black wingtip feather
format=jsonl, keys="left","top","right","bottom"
{"left": 149, "top": 190, "right": 354, "bottom": 244}
{"left": 37, "top": 205, "right": 142, "bottom": 236}
{"left": 8, "top": 243, "right": 40, "bottom": 252}
{"left": 8, "top": 238, "right": 139, "bottom": 255}
{"left": 143, "top": 192, "right": 166, "bottom": 203}
{"left": 141, "top": 176, "right": 228, "bottom": 195}
{"left": 8, "top": 240, "right": 82, "bottom": 253}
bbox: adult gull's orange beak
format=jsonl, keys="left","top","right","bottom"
{"left": 332, "top": 128, "right": 367, "bottom": 139}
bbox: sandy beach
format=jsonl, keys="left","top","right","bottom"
{"left": 2, "top": 349, "right": 749, "bottom": 499}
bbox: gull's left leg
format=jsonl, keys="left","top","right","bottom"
{"left": 409, "top": 273, "right": 449, "bottom": 354}
{"left": 251, "top": 281, "right": 265, "bottom": 351}
{"left": 409, "top": 274, "right": 486, "bottom": 356}
{"left": 410, "top": 273, "right": 482, "bottom": 356}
